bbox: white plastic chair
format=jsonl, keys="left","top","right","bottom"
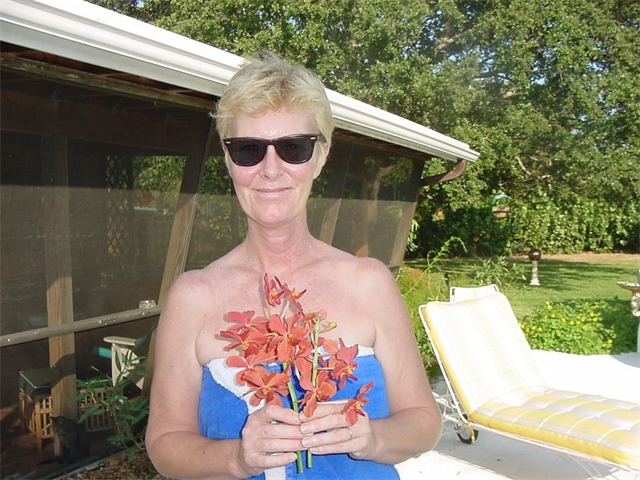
{"left": 103, "top": 336, "right": 144, "bottom": 389}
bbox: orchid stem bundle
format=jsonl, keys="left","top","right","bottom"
{"left": 220, "top": 274, "right": 373, "bottom": 473}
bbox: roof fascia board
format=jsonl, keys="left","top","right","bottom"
{"left": 0, "top": 0, "right": 240, "bottom": 97}
{"left": 328, "top": 90, "right": 477, "bottom": 162}
{"left": 0, "top": 0, "right": 479, "bottom": 162}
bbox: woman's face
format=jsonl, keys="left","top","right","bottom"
{"left": 226, "top": 109, "right": 328, "bottom": 229}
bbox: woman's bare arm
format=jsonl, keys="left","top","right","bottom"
{"left": 298, "top": 258, "right": 442, "bottom": 464}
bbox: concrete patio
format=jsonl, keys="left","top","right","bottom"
{"left": 396, "top": 351, "right": 640, "bottom": 480}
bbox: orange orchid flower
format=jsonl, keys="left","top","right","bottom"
{"left": 224, "top": 310, "right": 255, "bottom": 331}
{"left": 320, "top": 338, "right": 339, "bottom": 355}
{"left": 226, "top": 350, "right": 272, "bottom": 385}
{"left": 225, "top": 310, "right": 268, "bottom": 334}
{"left": 264, "top": 273, "right": 284, "bottom": 307}
{"left": 300, "top": 370, "right": 338, "bottom": 418}
{"left": 328, "top": 339, "right": 359, "bottom": 388}
{"left": 268, "top": 313, "right": 310, "bottom": 363}
{"left": 275, "top": 276, "right": 307, "bottom": 312}
{"left": 341, "top": 381, "right": 374, "bottom": 425}
{"left": 243, "top": 368, "right": 290, "bottom": 407}
{"left": 220, "top": 274, "right": 373, "bottom": 473}
{"left": 293, "top": 354, "right": 313, "bottom": 378}
{"left": 220, "top": 328, "right": 269, "bottom": 356}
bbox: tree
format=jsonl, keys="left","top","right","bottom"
{"left": 414, "top": 0, "right": 640, "bottom": 253}
{"left": 427, "top": 1, "right": 639, "bottom": 192}
{"left": 90, "top": 0, "right": 640, "bottom": 253}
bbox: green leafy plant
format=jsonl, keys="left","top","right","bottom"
{"left": 519, "top": 299, "right": 636, "bottom": 355}
{"left": 469, "top": 256, "right": 527, "bottom": 288}
{"left": 76, "top": 352, "right": 152, "bottom": 468}
{"left": 405, "top": 218, "right": 420, "bottom": 253}
{"left": 507, "top": 195, "right": 639, "bottom": 255}
{"left": 397, "top": 238, "right": 466, "bottom": 378}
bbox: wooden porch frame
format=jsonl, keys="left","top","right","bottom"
{"left": 142, "top": 117, "right": 215, "bottom": 396}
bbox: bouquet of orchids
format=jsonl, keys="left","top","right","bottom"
{"left": 220, "top": 274, "right": 373, "bottom": 473}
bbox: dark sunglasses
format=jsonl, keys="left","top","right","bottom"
{"left": 223, "top": 134, "right": 321, "bottom": 167}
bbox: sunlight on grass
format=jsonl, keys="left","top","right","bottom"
{"left": 404, "top": 255, "right": 640, "bottom": 318}
{"left": 399, "top": 254, "right": 639, "bottom": 374}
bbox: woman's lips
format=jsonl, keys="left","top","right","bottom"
{"left": 256, "top": 187, "right": 290, "bottom": 195}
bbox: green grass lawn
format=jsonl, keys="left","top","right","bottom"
{"left": 504, "top": 257, "right": 639, "bottom": 318}
{"left": 399, "top": 254, "right": 639, "bottom": 371}
{"left": 403, "top": 255, "right": 640, "bottom": 319}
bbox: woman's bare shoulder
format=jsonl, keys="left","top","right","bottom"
{"left": 170, "top": 254, "right": 242, "bottom": 293}
{"left": 311, "top": 247, "right": 396, "bottom": 303}
{"left": 327, "top": 250, "right": 393, "bottom": 283}
{"left": 162, "top": 261, "right": 238, "bottom": 324}
{"left": 167, "top": 267, "right": 216, "bottom": 300}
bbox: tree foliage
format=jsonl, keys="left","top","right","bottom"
{"left": 90, "top": 0, "right": 640, "bottom": 254}
{"left": 413, "top": 0, "right": 640, "bottom": 254}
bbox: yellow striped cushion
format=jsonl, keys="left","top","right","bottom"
{"left": 420, "top": 292, "right": 640, "bottom": 470}
{"left": 421, "top": 293, "right": 544, "bottom": 413}
{"left": 473, "top": 387, "right": 640, "bottom": 469}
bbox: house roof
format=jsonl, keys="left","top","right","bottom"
{"left": 0, "top": 0, "right": 479, "bottom": 162}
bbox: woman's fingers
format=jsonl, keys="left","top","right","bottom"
{"left": 237, "top": 404, "right": 305, "bottom": 476}
{"left": 301, "top": 424, "right": 360, "bottom": 456}
{"left": 298, "top": 404, "right": 368, "bottom": 456}
{"left": 263, "top": 403, "right": 302, "bottom": 426}
{"left": 246, "top": 405, "right": 304, "bottom": 449}
{"left": 300, "top": 401, "right": 347, "bottom": 420}
{"left": 299, "top": 401, "right": 348, "bottom": 434}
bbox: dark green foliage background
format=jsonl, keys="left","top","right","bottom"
{"left": 91, "top": 0, "right": 640, "bottom": 256}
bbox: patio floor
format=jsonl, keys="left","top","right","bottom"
{"left": 2, "top": 351, "right": 637, "bottom": 479}
{"left": 397, "top": 351, "right": 640, "bottom": 480}
{"left": 0, "top": 414, "right": 115, "bottom": 479}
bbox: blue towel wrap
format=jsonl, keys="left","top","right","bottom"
{"left": 198, "top": 347, "right": 400, "bottom": 479}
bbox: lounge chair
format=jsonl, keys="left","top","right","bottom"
{"left": 449, "top": 284, "right": 499, "bottom": 302}
{"left": 419, "top": 289, "right": 640, "bottom": 477}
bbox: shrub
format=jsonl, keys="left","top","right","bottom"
{"left": 520, "top": 299, "right": 636, "bottom": 355}
{"left": 76, "top": 352, "right": 153, "bottom": 469}
{"left": 409, "top": 192, "right": 639, "bottom": 258}
{"left": 469, "top": 256, "right": 527, "bottom": 288}
{"left": 397, "top": 239, "right": 466, "bottom": 379}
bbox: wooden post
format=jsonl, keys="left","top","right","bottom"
{"left": 42, "top": 133, "right": 77, "bottom": 456}
{"left": 142, "top": 117, "right": 214, "bottom": 397}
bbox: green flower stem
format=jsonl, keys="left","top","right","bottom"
{"left": 284, "top": 363, "right": 303, "bottom": 474}
{"left": 311, "top": 315, "right": 321, "bottom": 385}
{"left": 307, "top": 315, "right": 322, "bottom": 468}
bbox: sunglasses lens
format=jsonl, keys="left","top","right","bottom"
{"left": 226, "top": 140, "right": 266, "bottom": 166}
{"left": 224, "top": 135, "right": 319, "bottom": 166}
{"left": 274, "top": 137, "right": 315, "bottom": 164}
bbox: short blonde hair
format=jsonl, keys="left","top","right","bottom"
{"left": 215, "top": 52, "right": 334, "bottom": 147}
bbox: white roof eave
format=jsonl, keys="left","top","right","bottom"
{"left": 0, "top": 0, "right": 479, "bottom": 162}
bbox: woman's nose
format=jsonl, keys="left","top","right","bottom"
{"left": 259, "top": 145, "right": 283, "bottom": 177}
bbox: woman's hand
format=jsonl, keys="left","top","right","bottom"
{"left": 299, "top": 402, "right": 376, "bottom": 460}
{"left": 237, "top": 404, "right": 304, "bottom": 478}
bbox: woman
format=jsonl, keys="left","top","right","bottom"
{"left": 146, "top": 52, "right": 442, "bottom": 480}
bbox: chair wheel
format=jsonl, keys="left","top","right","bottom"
{"left": 456, "top": 423, "right": 479, "bottom": 444}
